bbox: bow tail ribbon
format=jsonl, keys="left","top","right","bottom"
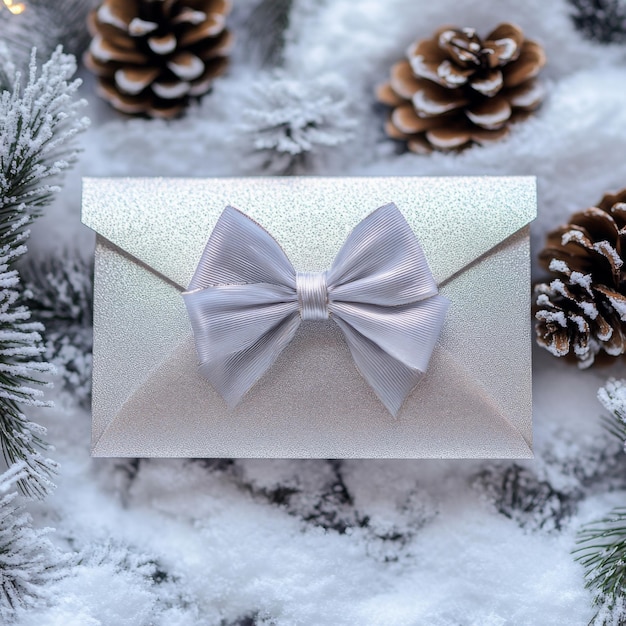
{"left": 331, "top": 297, "right": 450, "bottom": 415}
{"left": 183, "top": 203, "right": 449, "bottom": 416}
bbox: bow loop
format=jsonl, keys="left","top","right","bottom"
{"left": 326, "top": 203, "right": 439, "bottom": 306}
{"left": 183, "top": 204, "right": 449, "bottom": 416}
{"left": 184, "top": 283, "right": 298, "bottom": 361}
{"left": 188, "top": 206, "right": 296, "bottom": 291}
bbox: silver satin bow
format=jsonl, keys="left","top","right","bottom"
{"left": 183, "top": 203, "right": 449, "bottom": 416}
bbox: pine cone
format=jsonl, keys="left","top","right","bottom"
{"left": 376, "top": 23, "right": 546, "bottom": 152}
{"left": 84, "top": 0, "right": 232, "bottom": 118}
{"left": 535, "top": 189, "right": 626, "bottom": 367}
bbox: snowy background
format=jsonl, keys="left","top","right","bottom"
{"left": 5, "top": 0, "right": 626, "bottom": 623}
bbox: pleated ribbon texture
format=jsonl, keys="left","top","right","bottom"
{"left": 183, "top": 203, "right": 449, "bottom": 416}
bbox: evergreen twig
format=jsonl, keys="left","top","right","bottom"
{"left": 237, "top": 71, "right": 356, "bottom": 175}
{"left": 0, "top": 464, "right": 71, "bottom": 621}
{"left": 22, "top": 253, "right": 94, "bottom": 408}
{"left": 0, "top": 0, "right": 98, "bottom": 71}
{"left": 575, "top": 508, "right": 626, "bottom": 625}
{"left": 574, "top": 379, "right": 626, "bottom": 624}
{"left": 0, "top": 45, "right": 88, "bottom": 497}
{"left": 568, "top": 0, "right": 626, "bottom": 44}
{"left": 244, "top": 0, "right": 294, "bottom": 67}
{"left": 598, "top": 379, "right": 626, "bottom": 447}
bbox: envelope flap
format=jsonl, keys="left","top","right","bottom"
{"left": 82, "top": 177, "right": 536, "bottom": 289}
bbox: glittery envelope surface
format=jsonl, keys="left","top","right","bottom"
{"left": 82, "top": 176, "right": 536, "bottom": 458}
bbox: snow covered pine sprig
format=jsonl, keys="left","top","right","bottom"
{"left": 535, "top": 188, "right": 626, "bottom": 368}
{"left": 574, "top": 378, "right": 626, "bottom": 625}
{"left": 0, "top": 45, "right": 88, "bottom": 497}
{"left": 237, "top": 71, "right": 357, "bottom": 174}
{"left": 597, "top": 377, "right": 626, "bottom": 443}
{"left": 0, "top": 463, "right": 69, "bottom": 621}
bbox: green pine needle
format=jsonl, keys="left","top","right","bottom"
{"left": 0, "top": 45, "right": 88, "bottom": 497}
{"left": 600, "top": 413, "right": 626, "bottom": 446}
{"left": 574, "top": 380, "right": 626, "bottom": 624}
{"left": 598, "top": 380, "right": 626, "bottom": 445}
{"left": 575, "top": 508, "right": 626, "bottom": 625}
{"left": 576, "top": 508, "right": 626, "bottom": 596}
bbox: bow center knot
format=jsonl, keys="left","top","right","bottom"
{"left": 296, "top": 271, "right": 329, "bottom": 321}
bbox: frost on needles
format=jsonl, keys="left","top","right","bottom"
{"left": 237, "top": 71, "right": 357, "bottom": 174}
{"left": 574, "top": 379, "right": 626, "bottom": 625}
{"left": 0, "top": 463, "right": 69, "bottom": 621}
{"left": 0, "top": 45, "right": 88, "bottom": 498}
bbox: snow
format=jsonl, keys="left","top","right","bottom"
{"left": 113, "top": 70, "right": 145, "bottom": 96}
{"left": 598, "top": 378, "right": 626, "bottom": 423}
{"left": 174, "top": 9, "right": 206, "bottom": 26}
{"left": 234, "top": 71, "right": 357, "bottom": 173}
{"left": 508, "top": 80, "right": 544, "bottom": 108}
{"left": 408, "top": 55, "right": 446, "bottom": 85}
{"left": 0, "top": 467, "right": 68, "bottom": 622}
{"left": 492, "top": 36, "right": 518, "bottom": 62}
{"left": 536, "top": 308, "right": 568, "bottom": 328}
{"left": 572, "top": 312, "right": 589, "bottom": 333}
{"left": 465, "top": 99, "right": 510, "bottom": 128}
{"left": 570, "top": 271, "right": 594, "bottom": 292}
{"left": 152, "top": 80, "right": 190, "bottom": 99}
{"left": 147, "top": 35, "right": 177, "bottom": 56}
{"left": 437, "top": 60, "right": 468, "bottom": 86}
{"left": 411, "top": 88, "right": 458, "bottom": 116}
{"left": 88, "top": 37, "right": 112, "bottom": 63}
{"left": 167, "top": 55, "right": 204, "bottom": 81}
{"left": 607, "top": 292, "right": 626, "bottom": 321}
{"left": 97, "top": 5, "right": 128, "bottom": 31}
{"left": 127, "top": 19, "right": 158, "bottom": 37}
{"left": 595, "top": 240, "right": 624, "bottom": 268}
{"left": 5, "top": 0, "right": 626, "bottom": 623}
{"left": 578, "top": 299, "right": 599, "bottom": 320}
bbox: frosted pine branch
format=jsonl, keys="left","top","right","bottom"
{"left": 0, "top": 45, "right": 88, "bottom": 497}
{"left": 0, "top": 46, "right": 89, "bottom": 217}
{"left": 0, "top": 0, "right": 97, "bottom": 73}
{"left": 237, "top": 71, "right": 357, "bottom": 174}
{"left": 244, "top": 0, "right": 294, "bottom": 67}
{"left": 22, "top": 253, "right": 94, "bottom": 408}
{"left": 568, "top": 0, "right": 626, "bottom": 44}
{"left": 0, "top": 466, "right": 70, "bottom": 622}
{"left": 571, "top": 379, "right": 626, "bottom": 624}
{"left": 598, "top": 378, "right": 626, "bottom": 447}
{"left": 0, "top": 44, "right": 15, "bottom": 93}
{"left": 575, "top": 508, "right": 626, "bottom": 626}
{"left": 0, "top": 244, "right": 56, "bottom": 499}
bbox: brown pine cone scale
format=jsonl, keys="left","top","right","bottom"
{"left": 377, "top": 23, "right": 546, "bottom": 152}
{"left": 85, "top": 0, "right": 232, "bottom": 118}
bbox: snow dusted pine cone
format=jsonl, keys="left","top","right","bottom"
{"left": 535, "top": 189, "right": 626, "bottom": 367}
{"left": 376, "top": 23, "right": 546, "bottom": 152}
{"left": 84, "top": 0, "right": 232, "bottom": 118}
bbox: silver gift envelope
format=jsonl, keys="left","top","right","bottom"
{"left": 82, "top": 176, "right": 536, "bottom": 458}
